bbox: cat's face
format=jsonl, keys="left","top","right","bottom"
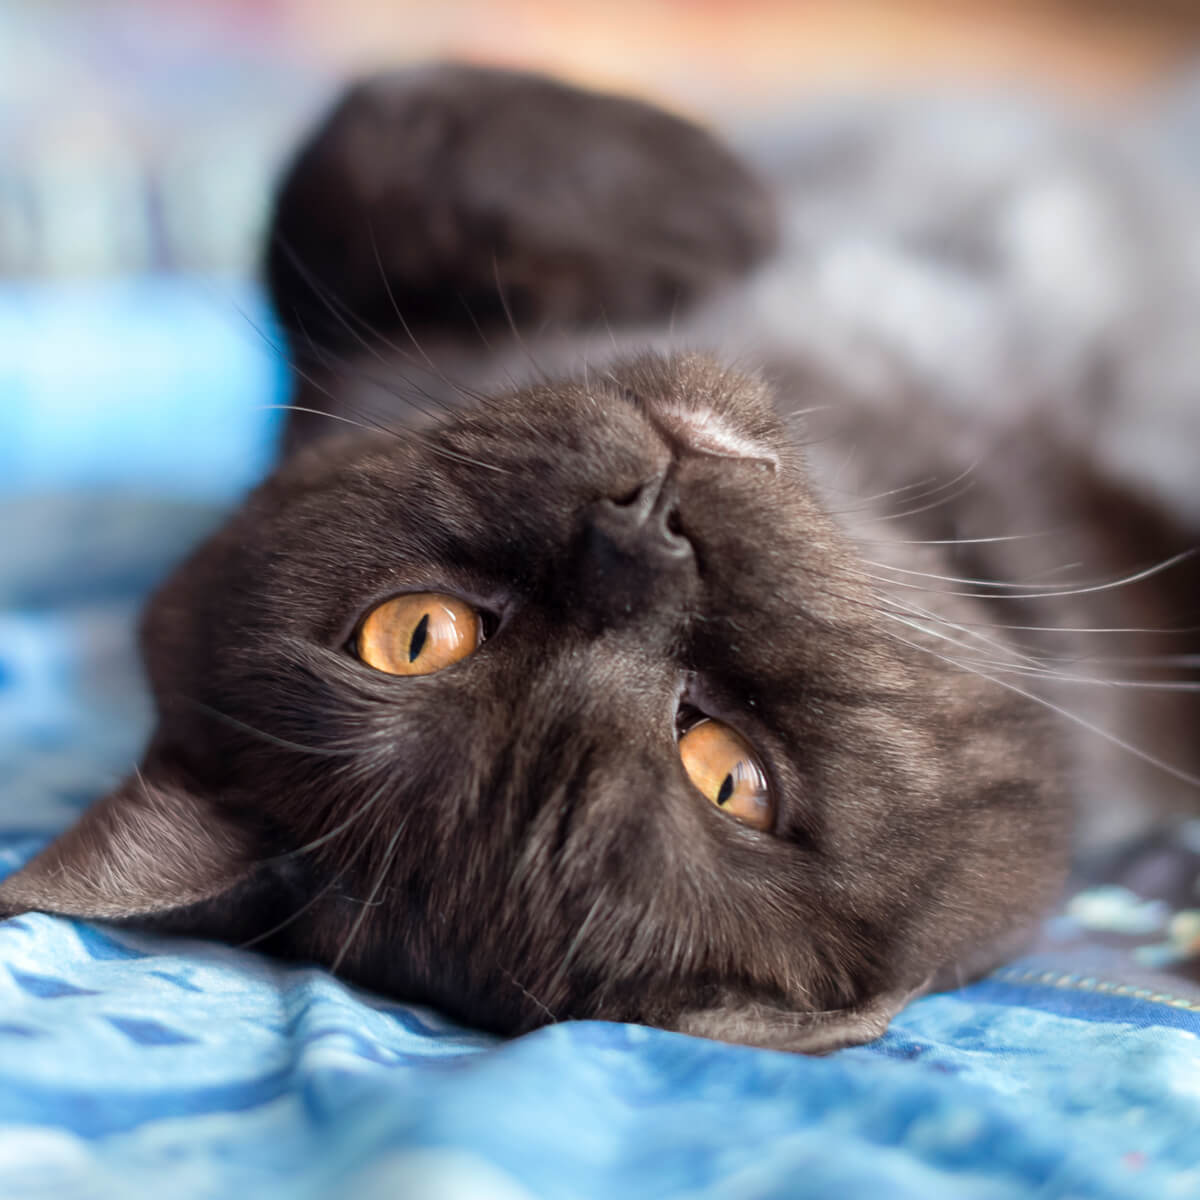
{"left": 0, "top": 63, "right": 1084, "bottom": 1051}
{"left": 0, "top": 352, "right": 1068, "bottom": 1051}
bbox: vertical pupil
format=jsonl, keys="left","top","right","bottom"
{"left": 716, "top": 773, "right": 735, "bottom": 806}
{"left": 408, "top": 613, "right": 430, "bottom": 662}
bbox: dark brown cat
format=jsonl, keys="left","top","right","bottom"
{"left": 2, "top": 64, "right": 1197, "bottom": 1053}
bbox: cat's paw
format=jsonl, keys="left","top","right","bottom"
{"left": 265, "top": 63, "right": 777, "bottom": 359}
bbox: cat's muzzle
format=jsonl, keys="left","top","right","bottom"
{"left": 569, "top": 471, "right": 697, "bottom": 630}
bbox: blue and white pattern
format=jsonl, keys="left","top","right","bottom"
{"left": 3, "top": 280, "right": 1200, "bottom": 1199}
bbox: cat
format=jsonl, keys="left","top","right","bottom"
{"left": 2, "top": 63, "right": 1198, "bottom": 1053}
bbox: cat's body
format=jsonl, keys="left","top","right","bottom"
{"left": 2, "top": 64, "right": 1197, "bottom": 1052}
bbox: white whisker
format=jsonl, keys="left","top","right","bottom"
{"left": 852, "top": 531, "right": 1058, "bottom": 547}
{"left": 876, "top": 595, "right": 1049, "bottom": 670}
{"left": 878, "top": 618, "right": 1200, "bottom": 790}
{"left": 862, "top": 549, "right": 1196, "bottom": 601}
{"left": 826, "top": 458, "right": 981, "bottom": 517}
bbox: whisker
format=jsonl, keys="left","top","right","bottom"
{"left": 950, "top": 664, "right": 1200, "bottom": 693}
{"left": 1078, "top": 654, "right": 1200, "bottom": 667}
{"left": 260, "top": 399, "right": 511, "bottom": 477}
{"left": 852, "top": 531, "right": 1059, "bottom": 547}
{"left": 235, "top": 762, "right": 409, "bottom": 950}
{"left": 830, "top": 458, "right": 983, "bottom": 519}
{"left": 362, "top": 221, "right": 512, "bottom": 421}
{"left": 500, "top": 965, "right": 558, "bottom": 1025}
{"left": 873, "top": 476, "right": 980, "bottom": 523}
{"left": 821, "top": 472, "right": 937, "bottom": 501}
{"left": 544, "top": 893, "right": 605, "bottom": 1006}
{"left": 782, "top": 404, "right": 838, "bottom": 422}
{"left": 258, "top": 402, "right": 395, "bottom": 437}
{"left": 877, "top": 600, "right": 1200, "bottom": 691}
{"left": 366, "top": 220, "right": 442, "bottom": 375}
{"left": 877, "top": 594, "right": 1049, "bottom": 670}
{"left": 878, "top": 619, "right": 1200, "bottom": 790}
{"left": 458, "top": 293, "right": 494, "bottom": 353}
{"left": 292, "top": 333, "right": 459, "bottom": 427}
{"left": 271, "top": 234, "right": 507, "bottom": 434}
{"left": 277, "top": 779, "right": 397, "bottom": 860}
{"left": 273, "top": 234, "right": 425, "bottom": 371}
{"left": 330, "top": 816, "right": 409, "bottom": 975}
{"left": 491, "top": 255, "right": 549, "bottom": 383}
{"left": 861, "top": 549, "right": 1196, "bottom": 602}
{"left": 181, "top": 699, "right": 361, "bottom": 758}
{"left": 600, "top": 303, "right": 620, "bottom": 359}
{"left": 826, "top": 442, "right": 860, "bottom": 492}
{"left": 240, "top": 825, "right": 375, "bottom": 950}
{"left": 227, "top": 296, "right": 363, "bottom": 416}
{"left": 284, "top": 284, "right": 502, "bottom": 423}
{"left": 867, "top": 609, "right": 1200, "bottom": 636}
{"left": 862, "top": 559, "right": 1092, "bottom": 590}
{"left": 238, "top": 293, "right": 481, "bottom": 450}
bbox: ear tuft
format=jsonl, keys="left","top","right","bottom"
{"left": 0, "top": 772, "right": 257, "bottom": 922}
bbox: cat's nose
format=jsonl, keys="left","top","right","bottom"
{"left": 571, "top": 471, "right": 696, "bottom": 628}
{"left": 603, "top": 472, "right": 691, "bottom": 556}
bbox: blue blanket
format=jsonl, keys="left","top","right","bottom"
{"left": 3, "top": 282, "right": 1200, "bottom": 1199}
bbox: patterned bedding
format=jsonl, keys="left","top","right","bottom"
{"left": 6, "top": 0, "right": 1200, "bottom": 1190}
{"left": 3, "top": 280, "right": 1200, "bottom": 1199}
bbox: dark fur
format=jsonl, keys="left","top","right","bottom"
{"left": 3, "top": 65, "right": 1197, "bottom": 1052}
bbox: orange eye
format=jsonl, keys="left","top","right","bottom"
{"left": 679, "top": 719, "right": 773, "bottom": 831}
{"left": 357, "top": 593, "right": 483, "bottom": 676}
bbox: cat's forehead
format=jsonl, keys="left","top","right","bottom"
{"left": 278, "top": 353, "right": 788, "bottom": 498}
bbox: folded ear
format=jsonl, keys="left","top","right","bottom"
{"left": 0, "top": 772, "right": 262, "bottom": 928}
{"left": 674, "top": 980, "right": 930, "bottom": 1055}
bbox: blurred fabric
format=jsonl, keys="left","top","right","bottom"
{"left": 3, "top": 0, "right": 1199, "bottom": 278}
{"left": 0, "top": 281, "right": 285, "bottom": 497}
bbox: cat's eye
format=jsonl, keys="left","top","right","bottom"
{"left": 356, "top": 593, "right": 483, "bottom": 676}
{"left": 678, "top": 718, "right": 773, "bottom": 831}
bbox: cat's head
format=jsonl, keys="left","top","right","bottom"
{"left": 0, "top": 352, "right": 1068, "bottom": 1051}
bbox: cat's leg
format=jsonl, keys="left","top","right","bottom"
{"left": 263, "top": 64, "right": 777, "bottom": 453}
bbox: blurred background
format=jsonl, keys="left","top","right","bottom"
{"left": 1, "top": 0, "right": 1199, "bottom": 498}
{"left": 5, "top": 0, "right": 1200, "bottom": 279}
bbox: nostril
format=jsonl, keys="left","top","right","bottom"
{"left": 660, "top": 503, "right": 691, "bottom": 558}
{"left": 597, "top": 471, "right": 690, "bottom": 556}
{"left": 609, "top": 470, "right": 667, "bottom": 516}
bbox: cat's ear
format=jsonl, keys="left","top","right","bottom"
{"left": 674, "top": 980, "right": 929, "bottom": 1055}
{"left": 0, "top": 772, "right": 261, "bottom": 928}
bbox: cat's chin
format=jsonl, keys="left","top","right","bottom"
{"left": 672, "top": 979, "right": 933, "bottom": 1055}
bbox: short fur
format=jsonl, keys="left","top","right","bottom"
{"left": 2, "top": 65, "right": 1197, "bottom": 1052}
